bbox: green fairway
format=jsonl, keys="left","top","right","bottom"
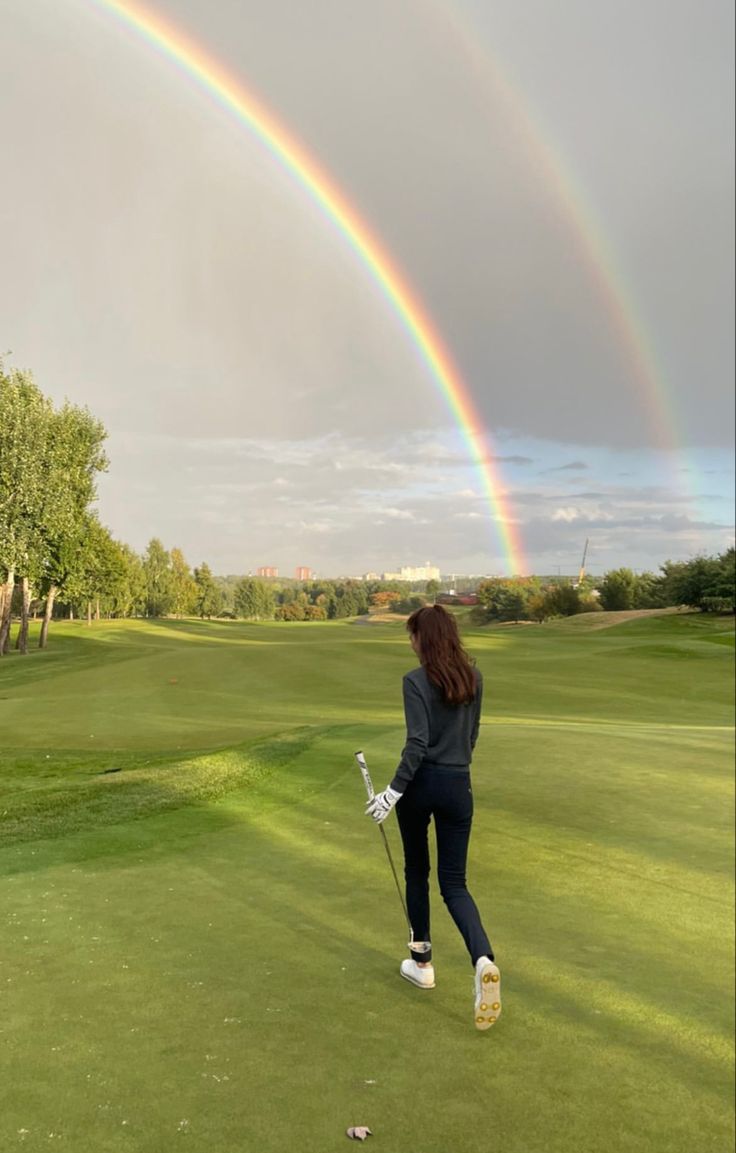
{"left": 1, "top": 614, "right": 734, "bottom": 1152}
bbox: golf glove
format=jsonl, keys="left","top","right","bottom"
{"left": 365, "top": 786, "right": 402, "bottom": 824}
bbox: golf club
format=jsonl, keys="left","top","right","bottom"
{"left": 355, "top": 750, "right": 412, "bottom": 934}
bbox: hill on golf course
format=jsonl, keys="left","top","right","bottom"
{"left": 1, "top": 613, "right": 733, "bottom": 1152}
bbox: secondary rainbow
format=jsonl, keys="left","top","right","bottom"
{"left": 87, "top": 0, "right": 525, "bottom": 574}
{"left": 430, "top": 0, "right": 682, "bottom": 461}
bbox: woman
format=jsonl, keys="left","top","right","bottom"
{"left": 366, "top": 604, "right": 501, "bottom": 1030}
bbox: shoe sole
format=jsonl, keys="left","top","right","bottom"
{"left": 474, "top": 960, "right": 501, "bottom": 1030}
{"left": 400, "top": 967, "right": 436, "bottom": 990}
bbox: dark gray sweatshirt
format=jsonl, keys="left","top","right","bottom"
{"left": 390, "top": 665, "right": 483, "bottom": 792}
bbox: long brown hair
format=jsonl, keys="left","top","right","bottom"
{"left": 407, "top": 605, "right": 476, "bottom": 705}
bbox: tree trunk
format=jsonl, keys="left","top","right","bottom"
{"left": 95, "top": 597, "right": 100, "bottom": 621}
{"left": 0, "top": 570, "right": 15, "bottom": 655}
{"left": 39, "top": 584, "right": 57, "bottom": 649}
{"left": 87, "top": 600, "right": 92, "bottom": 626}
{"left": 15, "top": 576, "right": 30, "bottom": 654}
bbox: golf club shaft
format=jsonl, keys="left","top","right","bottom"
{"left": 354, "top": 751, "right": 411, "bottom": 932}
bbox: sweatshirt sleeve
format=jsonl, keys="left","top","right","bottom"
{"left": 471, "top": 670, "right": 483, "bottom": 751}
{"left": 390, "top": 677, "right": 430, "bottom": 792}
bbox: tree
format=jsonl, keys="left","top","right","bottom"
{"left": 661, "top": 549, "right": 735, "bottom": 612}
{"left": 107, "top": 542, "right": 146, "bottom": 619}
{"left": 277, "top": 600, "right": 306, "bottom": 620}
{"left": 528, "top": 593, "right": 549, "bottom": 623}
{"left": 62, "top": 517, "right": 124, "bottom": 624}
{"left": 542, "top": 583, "right": 583, "bottom": 618}
{"left": 425, "top": 579, "right": 440, "bottom": 600}
{"left": 598, "top": 568, "right": 637, "bottom": 611}
{"left": 476, "top": 578, "right": 537, "bottom": 623}
{"left": 37, "top": 400, "right": 108, "bottom": 646}
{"left": 1, "top": 366, "right": 108, "bottom": 652}
{"left": 170, "top": 548, "right": 197, "bottom": 617}
{"left": 633, "top": 571, "right": 666, "bottom": 609}
{"left": 370, "top": 590, "right": 401, "bottom": 609}
{"left": 0, "top": 367, "right": 53, "bottom": 653}
{"left": 193, "top": 563, "right": 222, "bottom": 619}
{"left": 142, "top": 539, "right": 174, "bottom": 617}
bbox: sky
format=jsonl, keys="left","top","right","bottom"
{"left": 1, "top": 0, "right": 733, "bottom": 578}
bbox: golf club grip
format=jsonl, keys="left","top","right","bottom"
{"left": 354, "top": 750, "right": 375, "bottom": 800}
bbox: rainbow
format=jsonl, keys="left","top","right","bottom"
{"left": 87, "top": 0, "right": 526, "bottom": 575}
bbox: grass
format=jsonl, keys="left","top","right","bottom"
{"left": 0, "top": 613, "right": 733, "bottom": 1152}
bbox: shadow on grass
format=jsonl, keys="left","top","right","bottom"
{"left": 0, "top": 727, "right": 324, "bottom": 850}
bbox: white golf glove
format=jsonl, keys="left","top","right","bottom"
{"left": 365, "top": 786, "right": 403, "bottom": 824}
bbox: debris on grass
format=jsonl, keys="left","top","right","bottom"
{"left": 346, "top": 1127, "right": 373, "bottom": 1141}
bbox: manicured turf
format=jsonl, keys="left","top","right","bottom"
{"left": 1, "top": 613, "right": 734, "bottom": 1152}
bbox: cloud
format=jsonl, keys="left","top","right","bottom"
{"left": 381, "top": 508, "right": 414, "bottom": 520}
{"left": 3, "top": 0, "right": 733, "bottom": 579}
{"left": 546, "top": 461, "right": 589, "bottom": 472}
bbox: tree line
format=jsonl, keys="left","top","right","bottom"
{"left": 471, "top": 553, "right": 734, "bottom": 624}
{"left": 2, "top": 362, "right": 732, "bottom": 653}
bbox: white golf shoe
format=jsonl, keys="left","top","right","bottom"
{"left": 474, "top": 956, "right": 501, "bottom": 1030}
{"left": 400, "top": 958, "right": 436, "bottom": 989}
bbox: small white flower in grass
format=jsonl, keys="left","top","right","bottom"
{"left": 177, "top": 1119, "right": 189, "bottom": 1132}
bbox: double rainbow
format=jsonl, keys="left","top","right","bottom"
{"left": 88, "top": 0, "right": 525, "bottom": 574}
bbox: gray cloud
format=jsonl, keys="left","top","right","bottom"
{"left": 1, "top": 0, "right": 733, "bottom": 575}
{"left": 546, "top": 461, "right": 589, "bottom": 472}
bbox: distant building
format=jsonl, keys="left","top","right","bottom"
{"left": 402, "top": 564, "right": 440, "bottom": 582}
{"left": 362, "top": 572, "right": 380, "bottom": 582}
{"left": 295, "top": 567, "right": 314, "bottom": 581}
{"left": 257, "top": 566, "right": 278, "bottom": 579}
{"left": 437, "top": 591, "right": 479, "bottom": 606}
{"left": 380, "top": 563, "right": 441, "bottom": 582}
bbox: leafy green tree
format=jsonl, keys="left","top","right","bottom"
{"left": 661, "top": 550, "right": 735, "bottom": 611}
{"left": 528, "top": 593, "right": 549, "bottom": 623}
{"left": 142, "top": 539, "right": 174, "bottom": 617}
{"left": 193, "top": 563, "right": 222, "bottom": 619}
{"left": 632, "top": 571, "right": 666, "bottom": 609}
{"left": 542, "top": 583, "right": 583, "bottom": 617}
{"left": 1, "top": 366, "right": 108, "bottom": 651}
{"left": 0, "top": 367, "right": 53, "bottom": 653}
{"left": 170, "top": 548, "right": 197, "bottom": 617}
{"left": 598, "top": 568, "right": 637, "bottom": 611}
{"left": 62, "top": 517, "right": 124, "bottom": 623}
{"left": 234, "top": 577, "right": 274, "bottom": 620}
{"left": 305, "top": 604, "right": 327, "bottom": 620}
{"left": 425, "top": 579, "right": 440, "bottom": 600}
{"left": 37, "top": 401, "right": 108, "bottom": 646}
{"left": 277, "top": 600, "right": 306, "bottom": 620}
{"left": 476, "top": 578, "right": 538, "bottom": 622}
{"left": 108, "top": 542, "right": 146, "bottom": 618}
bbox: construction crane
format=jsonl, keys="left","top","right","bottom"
{"left": 574, "top": 539, "right": 589, "bottom": 587}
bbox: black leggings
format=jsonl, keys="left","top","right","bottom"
{"left": 396, "top": 767, "right": 493, "bottom": 967}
